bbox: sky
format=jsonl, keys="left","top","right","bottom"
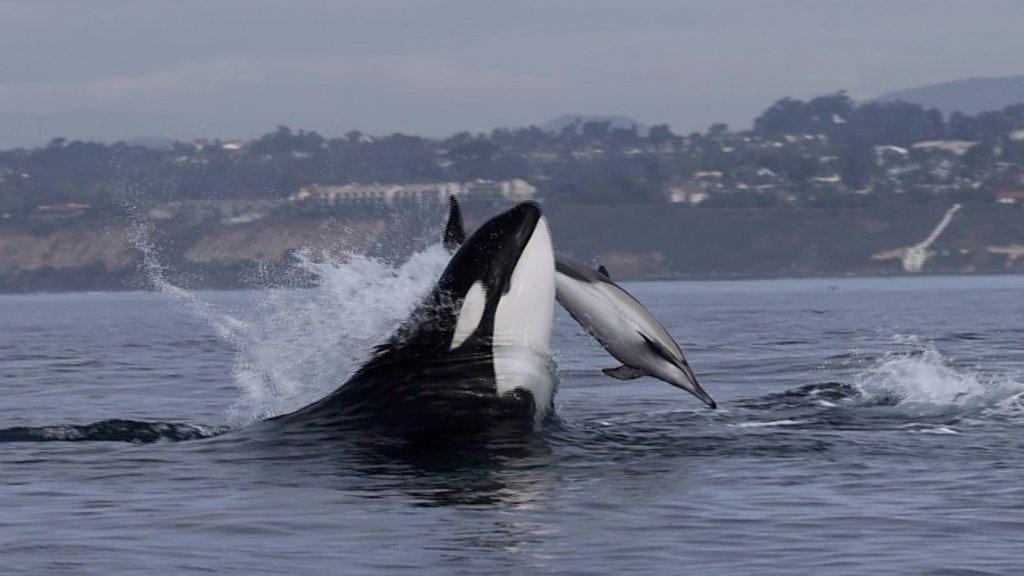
{"left": 1, "top": 0, "right": 1023, "bottom": 148}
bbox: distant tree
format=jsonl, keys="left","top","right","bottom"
{"left": 447, "top": 140, "right": 499, "bottom": 165}
{"left": 838, "top": 138, "right": 874, "bottom": 188}
{"left": 508, "top": 125, "right": 550, "bottom": 148}
{"left": 707, "top": 123, "right": 729, "bottom": 138}
{"left": 446, "top": 140, "right": 503, "bottom": 179}
{"left": 949, "top": 112, "right": 976, "bottom": 140}
{"left": 582, "top": 120, "right": 611, "bottom": 140}
{"left": 648, "top": 124, "right": 675, "bottom": 144}
{"left": 927, "top": 108, "right": 946, "bottom": 139}
{"left": 961, "top": 142, "right": 994, "bottom": 177}
{"left": 970, "top": 104, "right": 1024, "bottom": 141}
{"left": 644, "top": 160, "right": 666, "bottom": 187}
{"left": 558, "top": 122, "right": 580, "bottom": 142}
{"left": 609, "top": 125, "right": 639, "bottom": 146}
{"left": 443, "top": 131, "right": 474, "bottom": 148}
{"left": 755, "top": 92, "right": 853, "bottom": 136}
{"left": 849, "top": 101, "right": 942, "bottom": 145}
{"left": 759, "top": 153, "right": 818, "bottom": 183}
{"left": 488, "top": 127, "right": 514, "bottom": 146}
{"left": 755, "top": 97, "right": 803, "bottom": 133}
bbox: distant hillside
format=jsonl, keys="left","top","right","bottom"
{"left": 542, "top": 114, "right": 648, "bottom": 134}
{"left": 876, "top": 75, "right": 1024, "bottom": 115}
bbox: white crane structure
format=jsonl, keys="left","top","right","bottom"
{"left": 901, "top": 203, "right": 962, "bottom": 273}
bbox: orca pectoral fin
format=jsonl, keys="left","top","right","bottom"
{"left": 602, "top": 365, "right": 646, "bottom": 380}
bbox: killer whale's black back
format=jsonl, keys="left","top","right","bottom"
{"left": 274, "top": 202, "right": 548, "bottom": 434}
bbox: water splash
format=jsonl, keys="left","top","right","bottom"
{"left": 740, "top": 337, "right": 1024, "bottom": 427}
{"left": 226, "top": 247, "right": 448, "bottom": 423}
{"left": 128, "top": 218, "right": 450, "bottom": 425}
{"left": 128, "top": 218, "right": 247, "bottom": 341}
{"left": 852, "top": 343, "right": 1024, "bottom": 414}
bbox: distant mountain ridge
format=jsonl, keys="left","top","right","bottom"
{"left": 876, "top": 74, "right": 1024, "bottom": 115}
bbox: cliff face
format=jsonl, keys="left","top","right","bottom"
{"left": 181, "top": 218, "right": 390, "bottom": 265}
{"left": 0, "top": 224, "right": 138, "bottom": 292}
{"left": 1, "top": 202, "right": 1023, "bottom": 293}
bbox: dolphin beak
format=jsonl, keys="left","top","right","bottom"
{"left": 676, "top": 361, "right": 717, "bottom": 409}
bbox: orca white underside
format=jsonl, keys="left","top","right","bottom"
{"left": 492, "top": 217, "right": 555, "bottom": 416}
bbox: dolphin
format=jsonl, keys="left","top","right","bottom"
{"left": 445, "top": 196, "right": 715, "bottom": 408}
{"left": 276, "top": 202, "right": 556, "bottom": 433}
{"left": 554, "top": 258, "right": 715, "bottom": 408}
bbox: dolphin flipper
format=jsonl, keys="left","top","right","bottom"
{"left": 602, "top": 365, "right": 646, "bottom": 380}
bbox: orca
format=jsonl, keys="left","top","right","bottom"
{"left": 276, "top": 202, "right": 556, "bottom": 433}
{"left": 445, "top": 196, "right": 715, "bottom": 408}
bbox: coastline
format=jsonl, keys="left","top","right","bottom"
{"left": 2, "top": 202, "right": 1023, "bottom": 294}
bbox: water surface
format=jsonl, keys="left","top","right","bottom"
{"left": 2, "top": 273, "right": 1023, "bottom": 574}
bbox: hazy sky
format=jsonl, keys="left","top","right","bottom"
{"left": 1, "top": 0, "right": 1023, "bottom": 147}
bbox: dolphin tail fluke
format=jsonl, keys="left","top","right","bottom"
{"left": 444, "top": 195, "right": 467, "bottom": 251}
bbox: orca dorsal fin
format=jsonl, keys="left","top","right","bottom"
{"left": 443, "top": 196, "right": 467, "bottom": 251}
{"left": 602, "top": 365, "right": 646, "bottom": 380}
{"left": 597, "top": 264, "right": 611, "bottom": 279}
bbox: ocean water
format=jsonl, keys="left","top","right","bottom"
{"left": 2, "top": 260, "right": 1024, "bottom": 574}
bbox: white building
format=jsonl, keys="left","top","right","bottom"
{"left": 289, "top": 179, "right": 536, "bottom": 207}
{"left": 665, "top": 186, "right": 708, "bottom": 206}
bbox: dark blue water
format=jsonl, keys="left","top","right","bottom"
{"left": 3, "top": 272, "right": 1024, "bottom": 575}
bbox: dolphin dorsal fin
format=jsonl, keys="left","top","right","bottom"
{"left": 444, "top": 196, "right": 467, "bottom": 251}
{"left": 596, "top": 264, "right": 611, "bottom": 279}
